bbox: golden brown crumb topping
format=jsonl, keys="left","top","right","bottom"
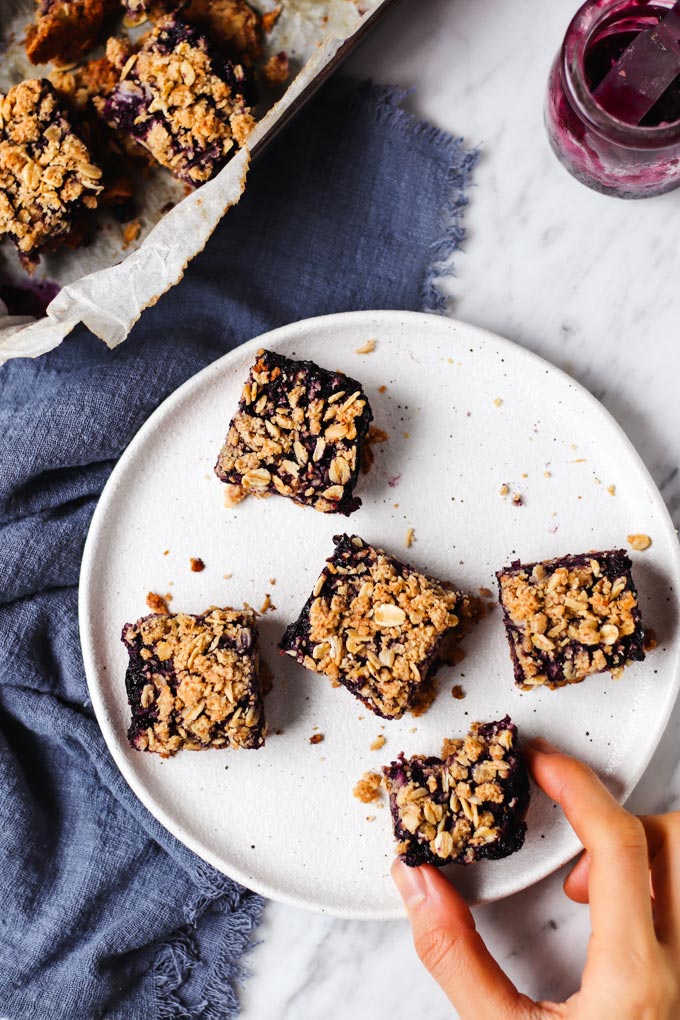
{"left": 387, "top": 723, "right": 517, "bottom": 862}
{"left": 0, "top": 79, "right": 102, "bottom": 257}
{"left": 124, "top": 607, "right": 262, "bottom": 756}
{"left": 25, "top": 0, "right": 114, "bottom": 65}
{"left": 498, "top": 556, "right": 641, "bottom": 689}
{"left": 286, "top": 536, "right": 476, "bottom": 719}
{"left": 353, "top": 771, "right": 383, "bottom": 804}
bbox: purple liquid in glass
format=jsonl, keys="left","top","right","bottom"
{"left": 546, "top": 0, "right": 680, "bottom": 198}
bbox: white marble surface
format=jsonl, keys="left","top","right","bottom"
{"left": 239, "top": 1, "right": 680, "bottom": 1015}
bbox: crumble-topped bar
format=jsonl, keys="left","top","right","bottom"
{"left": 25, "top": 0, "right": 116, "bottom": 65}
{"left": 0, "top": 79, "right": 102, "bottom": 266}
{"left": 383, "top": 717, "right": 530, "bottom": 867}
{"left": 215, "top": 350, "right": 374, "bottom": 515}
{"left": 97, "top": 15, "right": 255, "bottom": 185}
{"left": 279, "top": 535, "right": 477, "bottom": 718}
{"left": 497, "top": 549, "right": 645, "bottom": 690}
{"left": 121, "top": 0, "right": 264, "bottom": 64}
{"left": 122, "top": 606, "right": 265, "bottom": 756}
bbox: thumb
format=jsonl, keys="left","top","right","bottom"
{"left": 392, "top": 860, "right": 534, "bottom": 1020}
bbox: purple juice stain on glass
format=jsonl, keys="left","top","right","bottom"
{"left": 545, "top": 0, "right": 680, "bottom": 198}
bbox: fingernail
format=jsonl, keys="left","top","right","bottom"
{"left": 391, "top": 859, "right": 427, "bottom": 908}
{"left": 527, "top": 736, "right": 560, "bottom": 754}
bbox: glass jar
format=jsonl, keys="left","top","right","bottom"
{"left": 546, "top": 0, "right": 680, "bottom": 198}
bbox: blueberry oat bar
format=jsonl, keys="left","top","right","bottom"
{"left": 121, "top": 0, "right": 265, "bottom": 65}
{"left": 122, "top": 607, "right": 265, "bottom": 756}
{"left": 280, "top": 535, "right": 477, "bottom": 719}
{"left": 215, "top": 350, "right": 374, "bottom": 515}
{"left": 25, "top": 0, "right": 116, "bottom": 66}
{"left": 0, "top": 79, "right": 103, "bottom": 268}
{"left": 383, "top": 717, "right": 530, "bottom": 867}
{"left": 97, "top": 15, "right": 255, "bottom": 185}
{"left": 497, "top": 549, "right": 645, "bottom": 690}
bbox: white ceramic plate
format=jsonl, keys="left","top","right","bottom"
{"left": 80, "top": 310, "right": 680, "bottom": 919}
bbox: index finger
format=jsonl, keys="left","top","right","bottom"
{"left": 526, "top": 739, "right": 655, "bottom": 951}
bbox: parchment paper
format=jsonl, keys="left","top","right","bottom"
{"left": 0, "top": 0, "right": 386, "bottom": 362}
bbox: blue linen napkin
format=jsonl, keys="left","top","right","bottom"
{"left": 0, "top": 80, "right": 478, "bottom": 1020}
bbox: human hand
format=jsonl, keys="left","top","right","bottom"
{"left": 391, "top": 738, "right": 680, "bottom": 1020}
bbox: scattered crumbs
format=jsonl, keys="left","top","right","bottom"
{"left": 544, "top": 471, "right": 552, "bottom": 478}
{"left": 370, "top": 734, "right": 386, "bottom": 751}
{"left": 393, "top": 502, "right": 399, "bottom": 509}
{"left": 499, "top": 484, "right": 509, "bottom": 496}
{"left": 362, "top": 426, "right": 389, "bottom": 474}
{"left": 405, "top": 526, "right": 415, "bottom": 549}
{"left": 378, "top": 384, "right": 388, "bottom": 394}
{"left": 607, "top": 484, "right": 616, "bottom": 496}
{"left": 451, "top": 684, "right": 465, "bottom": 700}
{"left": 521, "top": 472, "right": 528, "bottom": 478}
{"left": 358, "top": 714, "right": 365, "bottom": 720}
{"left": 479, "top": 587, "right": 493, "bottom": 598}
{"left": 122, "top": 219, "right": 141, "bottom": 246}
{"left": 163, "top": 549, "right": 170, "bottom": 556}
{"left": 440, "top": 737, "right": 461, "bottom": 758}
{"left": 274, "top": 728, "right": 284, "bottom": 736}
{"left": 628, "top": 533, "right": 652, "bottom": 552}
{"left": 355, "top": 338, "right": 376, "bottom": 355}
{"left": 269, "top": 577, "right": 277, "bottom": 586}
{"left": 644, "top": 628, "right": 657, "bottom": 652}
{"left": 388, "top": 474, "right": 401, "bottom": 489}
{"left": 570, "top": 443, "right": 577, "bottom": 450}
{"left": 259, "top": 593, "right": 275, "bottom": 614}
{"left": 146, "top": 591, "right": 170, "bottom": 614}
{"left": 164, "top": 591, "right": 173, "bottom": 601}
{"left": 447, "top": 357, "right": 454, "bottom": 364}
{"left": 493, "top": 397, "right": 503, "bottom": 408}
{"left": 309, "top": 733, "right": 324, "bottom": 745}
{"left": 190, "top": 557, "right": 205, "bottom": 572}
{"left": 353, "top": 771, "right": 383, "bottom": 804}
{"left": 223, "top": 572, "right": 233, "bottom": 579}
{"left": 409, "top": 727, "right": 417, "bottom": 733}
{"left": 572, "top": 458, "right": 587, "bottom": 464}
{"left": 224, "top": 484, "right": 246, "bottom": 508}
{"left": 512, "top": 493, "right": 524, "bottom": 506}
{"left": 594, "top": 477, "right": 601, "bottom": 485}
{"left": 403, "top": 431, "right": 411, "bottom": 439}
{"left": 365, "top": 815, "right": 376, "bottom": 822}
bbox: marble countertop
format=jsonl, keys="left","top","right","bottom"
{"left": 240, "top": 1, "right": 680, "bottom": 1016}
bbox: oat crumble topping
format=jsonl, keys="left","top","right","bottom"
{"left": 280, "top": 535, "right": 478, "bottom": 719}
{"left": 627, "top": 533, "right": 652, "bottom": 552}
{"left": 122, "top": 606, "right": 265, "bottom": 756}
{"left": 497, "top": 549, "right": 646, "bottom": 690}
{"left": 215, "top": 350, "right": 373, "bottom": 515}
{"left": 383, "top": 718, "right": 529, "bottom": 867}
{"left": 0, "top": 79, "right": 102, "bottom": 264}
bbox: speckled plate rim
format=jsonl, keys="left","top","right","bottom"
{"left": 79, "top": 310, "right": 680, "bottom": 919}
